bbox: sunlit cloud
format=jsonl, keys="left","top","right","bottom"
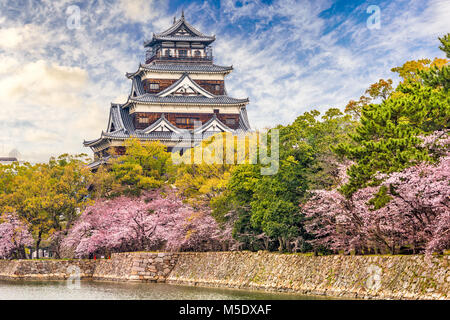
{"left": 0, "top": 0, "right": 448, "bottom": 162}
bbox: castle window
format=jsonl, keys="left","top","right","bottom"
{"left": 194, "top": 50, "right": 201, "bottom": 57}
{"left": 176, "top": 117, "right": 199, "bottom": 125}
{"left": 165, "top": 49, "right": 172, "bottom": 57}
{"left": 138, "top": 117, "right": 150, "bottom": 124}
{"left": 149, "top": 83, "right": 159, "bottom": 90}
{"left": 178, "top": 49, "right": 187, "bottom": 57}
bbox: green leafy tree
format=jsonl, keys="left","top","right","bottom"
{"left": 214, "top": 109, "right": 355, "bottom": 251}
{"left": 289, "top": 108, "right": 355, "bottom": 190}
{"left": 336, "top": 80, "right": 449, "bottom": 197}
{"left": 336, "top": 37, "right": 450, "bottom": 197}
{"left": 110, "top": 138, "right": 174, "bottom": 196}
{"left": 438, "top": 33, "right": 450, "bottom": 57}
{"left": 345, "top": 79, "right": 394, "bottom": 119}
{"left": 391, "top": 57, "right": 448, "bottom": 83}
{"left": 249, "top": 155, "right": 309, "bottom": 252}
{"left": 419, "top": 33, "right": 450, "bottom": 91}
{"left": 174, "top": 134, "right": 234, "bottom": 209}
{"left": 0, "top": 154, "right": 92, "bottom": 258}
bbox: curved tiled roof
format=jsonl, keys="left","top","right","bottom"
{"left": 144, "top": 16, "right": 215, "bottom": 47}
{"left": 124, "top": 72, "right": 246, "bottom": 106}
{"left": 130, "top": 75, "right": 145, "bottom": 96}
{"left": 126, "top": 63, "right": 233, "bottom": 78}
{"left": 87, "top": 156, "right": 111, "bottom": 170}
{"left": 157, "top": 16, "right": 211, "bottom": 38}
{"left": 129, "top": 94, "right": 249, "bottom": 105}
{"left": 84, "top": 104, "right": 252, "bottom": 150}
{"left": 239, "top": 108, "right": 252, "bottom": 131}
{"left": 152, "top": 36, "right": 215, "bottom": 42}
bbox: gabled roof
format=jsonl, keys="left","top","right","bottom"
{"left": 157, "top": 72, "right": 214, "bottom": 98}
{"left": 130, "top": 75, "right": 145, "bottom": 97}
{"left": 193, "top": 114, "right": 233, "bottom": 134}
{"left": 87, "top": 156, "right": 111, "bottom": 170}
{"left": 84, "top": 104, "right": 131, "bottom": 147}
{"left": 123, "top": 72, "right": 248, "bottom": 106}
{"left": 106, "top": 104, "right": 125, "bottom": 133}
{"left": 138, "top": 114, "right": 182, "bottom": 134}
{"left": 144, "top": 14, "right": 215, "bottom": 47}
{"left": 238, "top": 108, "right": 252, "bottom": 131}
{"left": 84, "top": 105, "right": 253, "bottom": 150}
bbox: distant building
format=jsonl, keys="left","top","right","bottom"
{"left": 0, "top": 157, "right": 18, "bottom": 165}
{"left": 83, "top": 12, "right": 251, "bottom": 170}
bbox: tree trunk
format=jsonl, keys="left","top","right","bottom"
{"left": 18, "top": 246, "right": 26, "bottom": 259}
{"left": 263, "top": 237, "right": 269, "bottom": 251}
{"left": 35, "top": 231, "right": 42, "bottom": 259}
{"left": 283, "top": 237, "right": 290, "bottom": 252}
{"left": 277, "top": 237, "right": 284, "bottom": 252}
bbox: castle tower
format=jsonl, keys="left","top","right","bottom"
{"left": 84, "top": 14, "right": 251, "bottom": 169}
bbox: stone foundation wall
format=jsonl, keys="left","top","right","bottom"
{"left": 93, "top": 252, "right": 178, "bottom": 282}
{"left": 1, "top": 252, "right": 448, "bottom": 299}
{"left": 166, "top": 251, "right": 449, "bottom": 300}
{"left": 0, "top": 259, "right": 96, "bottom": 280}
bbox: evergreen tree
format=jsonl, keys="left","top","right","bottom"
{"left": 336, "top": 69, "right": 449, "bottom": 196}
{"left": 420, "top": 33, "right": 450, "bottom": 92}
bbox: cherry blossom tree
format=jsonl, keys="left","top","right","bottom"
{"left": 62, "top": 189, "right": 227, "bottom": 257}
{"left": 0, "top": 212, "right": 33, "bottom": 259}
{"left": 303, "top": 155, "right": 449, "bottom": 255}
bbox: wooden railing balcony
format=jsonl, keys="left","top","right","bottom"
{"left": 146, "top": 54, "right": 213, "bottom": 64}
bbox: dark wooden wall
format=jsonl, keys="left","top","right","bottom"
{"left": 143, "top": 79, "right": 225, "bottom": 95}
{"left": 133, "top": 112, "right": 240, "bottom": 130}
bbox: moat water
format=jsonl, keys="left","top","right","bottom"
{"left": 0, "top": 280, "right": 332, "bottom": 300}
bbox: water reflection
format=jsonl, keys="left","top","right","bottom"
{"left": 0, "top": 280, "right": 332, "bottom": 300}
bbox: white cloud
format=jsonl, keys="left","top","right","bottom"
{"left": 119, "top": 0, "right": 168, "bottom": 23}
{"left": 205, "top": 0, "right": 449, "bottom": 130}
{"left": 0, "top": 27, "right": 24, "bottom": 49}
{"left": 0, "top": 0, "right": 447, "bottom": 162}
{"left": 0, "top": 24, "right": 46, "bottom": 50}
{"left": 0, "top": 60, "right": 88, "bottom": 108}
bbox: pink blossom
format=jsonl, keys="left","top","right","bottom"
{"left": 303, "top": 155, "right": 450, "bottom": 255}
{"left": 62, "top": 189, "right": 227, "bottom": 257}
{"left": 0, "top": 212, "right": 33, "bottom": 259}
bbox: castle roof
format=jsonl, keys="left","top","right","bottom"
{"left": 84, "top": 13, "right": 252, "bottom": 164}
{"left": 126, "top": 63, "right": 233, "bottom": 78}
{"left": 124, "top": 73, "right": 249, "bottom": 106}
{"left": 83, "top": 104, "right": 251, "bottom": 150}
{"left": 129, "top": 94, "right": 248, "bottom": 106}
{"left": 144, "top": 14, "right": 215, "bottom": 47}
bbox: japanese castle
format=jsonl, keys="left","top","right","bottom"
{"left": 84, "top": 13, "right": 251, "bottom": 169}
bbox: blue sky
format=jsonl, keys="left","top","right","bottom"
{"left": 0, "top": 0, "right": 448, "bottom": 162}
